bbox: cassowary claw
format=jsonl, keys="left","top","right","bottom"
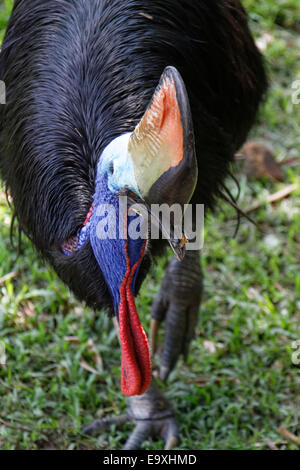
{"left": 149, "top": 318, "right": 160, "bottom": 356}
{"left": 82, "top": 414, "right": 129, "bottom": 435}
{"left": 123, "top": 417, "right": 179, "bottom": 451}
{"left": 82, "top": 382, "right": 179, "bottom": 450}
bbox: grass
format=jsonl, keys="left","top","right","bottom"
{"left": 0, "top": 0, "right": 300, "bottom": 450}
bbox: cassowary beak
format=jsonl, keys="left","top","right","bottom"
{"left": 127, "top": 66, "right": 198, "bottom": 259}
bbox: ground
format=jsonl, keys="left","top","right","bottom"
{"left": 0, "top": 0, "right": 299, "bottom": 450}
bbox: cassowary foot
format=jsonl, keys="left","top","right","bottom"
{"left": 82, "top": 381, "right": 179, "bottom": 450}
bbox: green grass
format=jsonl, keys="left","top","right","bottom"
{"left": 0, "top": 0, "right": 300, "bottom": 450}
{"left": 0, "top": 0, "right": 12, "bottom": 42}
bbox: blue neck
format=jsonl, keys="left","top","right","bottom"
{"left": 89, "top": 173, "right": 145, "bottom": 312}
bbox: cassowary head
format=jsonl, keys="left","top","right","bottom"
{"left": 65, "top": 67, "right": 197, "bottom": 396}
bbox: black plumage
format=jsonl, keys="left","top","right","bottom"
{"left": 0, "top": 0, "right": 267, "bottom": 312}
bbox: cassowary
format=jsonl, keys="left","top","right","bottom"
{"left": 0, "top": 0, "right": 267, "bottom": 449}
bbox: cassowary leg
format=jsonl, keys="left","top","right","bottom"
{"left": 82, "top": 380, "right": 179, "bottom": 450}
{"left": 150, "top": 250, "right": 203, "bottom": 381}
{"left": 83, "top": 251, "right": 202, "bottom": 449}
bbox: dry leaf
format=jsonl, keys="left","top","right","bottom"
{"left": 241, "top": 141, "right": 285, "bottom": 182}
{"left": 87, "top": 338, "right": 104, "bottom": 369}
{"left": 0, "top": 271, "right": 19, "bottom": 286}
{"left": 16, "top": 301, "right": 35, "bottom": 326}
{"left": 80, "top": 361, "right": 100, "bottom": 375}
{"left": 63, "top": 336, "right": 81, "bottom": 344}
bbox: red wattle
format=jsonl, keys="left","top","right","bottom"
{"left": 118, "top": 240, "right": 152, "bottom": 397}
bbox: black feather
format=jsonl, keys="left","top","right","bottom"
{"left": 0, "top": 0, "right": 267, "bottom": 310}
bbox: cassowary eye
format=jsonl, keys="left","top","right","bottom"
{"left": 108, "top": 162, "right": 114, "bottom": 176}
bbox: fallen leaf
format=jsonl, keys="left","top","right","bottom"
{"left": 87, "top": 338, "right": 104, "bottom": 369}
{"left": 241, "top": 141, "right": 285, "bottom": 182}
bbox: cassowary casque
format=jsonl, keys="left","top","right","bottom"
{"left": 0, "top": 0, "right": 267, "bottom": 449}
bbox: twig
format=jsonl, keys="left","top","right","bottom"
{"left": 245, "top": 184, "right": 297, "bottom": 214}
{"left": 0, "top": 416, "right": 32, "bottom": 432}
{"left": 0, "top": 271, "right": 19, "bottom": 287}
{"left": 279, "top": 157, "right": 299, "bottom": 168}
{"left": 80, "top": 360, "right": 101, "bottom": 376}
{"left": 278, "top": 427, "right": 300, "bottom": 447}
